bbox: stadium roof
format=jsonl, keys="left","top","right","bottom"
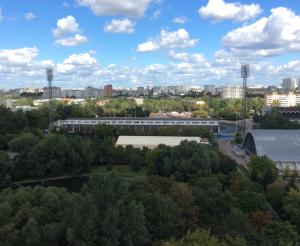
{"left": 243, "top": 130, "right": 300, "bottom": 162}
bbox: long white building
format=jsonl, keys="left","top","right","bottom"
{"left": 116, "top": 136, "right": 209, "bottom": 150}
{"left": 265, "top": 92, "right": 300, "bottom": 107}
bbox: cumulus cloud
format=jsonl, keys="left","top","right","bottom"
{"left": 55, "top": 34, "right": 88, "bottom": 47}
{"left": 173, "top": 16, "right": 187, "bottom": 24}
{"left": 0, "top": 47, "right": 39, "bottom": 64}
{"left": 199, "top": 0, "right": 262, "bottom": 22}
{"left": 52, "top": 16, "right": 88, "bottom": 47}
{"left": 104, "top": 18, "right": 135, "bottom": 34}
{"left": 53, "top": 16, "right": 79, "bottom": 38}
{"left": 137, "top": 29, "right": 198, "bottom": 52}
{"left": 2, "top": 47, "right": 300, "bottom": 89}
{"left": 222, "top": 7, "right": 300, "bottom": 57}
{"left": 77, "top": 0, "right": 153, "bottom": 17}
{"left": 25, "top": 12, "right": 36, "bottom": 20}
{"left": 169, "top": 50, "right": 206, "bottom": 64}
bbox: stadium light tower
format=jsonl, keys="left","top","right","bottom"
{"left": 46, "top": 68, "right": 54, "bottom": 128}
{"left": 241, "top": 64, "right": 250, "bottom": 136}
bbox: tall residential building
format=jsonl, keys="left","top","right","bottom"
{"left": 265, "top": 92, "right": 300, "bottom": 107}
{"left": 104, "top": 84, "right": 113, "bottom": 97}
{"left": 42, "top": 87, "right": 62, "bottom": 99}
{"left": 85, "top": 87, "right": 103, "bottom": 98}
{"left": 221, "top": 85, "right": 244, "bottom": 99}
{"left": 204, "top": 84, "right": 216, "bottom": 94}
{"left": 282, "top": 78, "right": 297, "bottom": 91}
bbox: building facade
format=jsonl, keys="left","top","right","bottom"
{"left": 265, "top": 92, "right": 300, "bottom": 107}
{"left": 221, "top": 85, "right": 244, "bottom": 99}
{"left": 43, "top": 87, "right": 62, "bottom": 99}
{"left": 104, "top": 84, "right": 113, "bottom": 97}
{"left": 282, "top": 78, "right": 297, "bottom": 91}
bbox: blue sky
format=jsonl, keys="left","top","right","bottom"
{"left": 0, "top": 0, "right": 300, "bottom": 88}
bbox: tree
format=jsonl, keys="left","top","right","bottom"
{"left": 8, "top": 133, "right": 38, "bottom": 153}
{"left": 265, "top": 178, "right": 286, "bottom": 214}
{"left": 163, "top": 229, "right": 221, "bottom": 246}
{"left": 235, "top": 191, "right": 267, "bottom": 214}
{"left": 262, "top": 221, "right": 299, "bottom": 246}
{"left": 283, "top": 189, "right": 300, "bottom": 231}
{"left": 0, "top": 151, "right": 13, "bottom": 184}
{"left": 68, "top": 174, "right": 149, "bottom": 246}
{"left": 250, "top": 210, "right": 271, "bottom": 232}
{"left": 249, "top": 156, "right": 278, "bottom": 188}
{"left": 0, "top": 186, "right": 72, "bottom": 246}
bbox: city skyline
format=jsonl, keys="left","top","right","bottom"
{"left": 1, "top": 0, "right": 300, "bottom": 88}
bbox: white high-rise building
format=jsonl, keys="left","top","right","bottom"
{"left": 282, "top": 78, "right": 297, "bottom": 91}
{"left": 221, "top": 85, "right": 244, "bottom": 99}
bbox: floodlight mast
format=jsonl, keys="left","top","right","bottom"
{"left": 241, "top": 64, "right": 250, "bottom": 136}
{"left": 46, "top": 68, "right": 54, "bottom": 128}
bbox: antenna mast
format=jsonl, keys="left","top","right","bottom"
{"left": 46, "top": 68, "right": 54, "bottom": 128}
{"left": 241, "top": 64, "right": 250, "bottom": 136}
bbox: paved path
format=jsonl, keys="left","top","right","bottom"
{"left": 217, "top": 139, "right": 250, "bottom": 166}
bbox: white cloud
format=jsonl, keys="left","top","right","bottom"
{"left": 64, "top": 53, "right": 97, "bottom": 65}
{"left": 2, "top": 47, "right": 300, "bottom": 89}
{"left": 137, "top": 28, "right": 198, "bottom": 52}
{"left": 169, "top": 50, "right": 205, "bottom": 63}
{"left": 104, "top": 18, "right": 135, "bottom": 34}
{"left": 77, "top": 0, "right": 153, "bottom": 17}
{"left": 55, "top": 34, "right": 88, "bottom": 47}
{"left": 222, "top": 7, "right": 300, "bottom": 57}
{"left": 25, "top": 12, "right": 36, "bottom": 20}
{"left": 199, "top": 0, "right": 262, "bottom": 22}
{"left": 0, "top": 47, "right": 38, "bottom": 64}
{"left": 173, "top": 16, "right": 187, "bottom": 24}
{"left": 53, "top": 16, "right": 79, "bottom": 38}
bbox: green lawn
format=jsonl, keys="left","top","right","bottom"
{"left": 90, "top": 165, "right": 147, "bottom": 178}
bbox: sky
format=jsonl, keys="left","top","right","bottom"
{"left": 0, "top": 0, "right": 300, "bottom": 89}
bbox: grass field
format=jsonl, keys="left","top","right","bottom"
{"left": 91, "top": 165, "right": 147, "bottom": 178}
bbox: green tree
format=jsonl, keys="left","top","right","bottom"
{"left": 283, "top": 189, "right": 300, "bottom": 231}
{"left": 163, "top": 229, "right": 221, "bottom": 246}
{"left": 0, "top": 151, "right": 13, "bottom": 184}
{"left": 262, "top": 221, "right": 299, "bottom": 246}
{"left": 8, "top": 133, "right": 38, "bottom": 153}
{"left": 249, "top": 156, "right": 278, "bottom": 189}
{"left": 265, "top": 178, "right": 286, "bottom": 214}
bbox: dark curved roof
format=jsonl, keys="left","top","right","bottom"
{"left": 243, "top": 130, "right": 300, "bottom": 162}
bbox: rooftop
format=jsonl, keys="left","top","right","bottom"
{"left": 243, "top": 129, "right": 300, "bottom": 162}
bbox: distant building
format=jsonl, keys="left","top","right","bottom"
{"left": 221, "top": 85, "right": 244, "bottom": 99}
{"left": 265, "top": 92, "right": 300, "bottom": 107}
{"left": 62, "top": 89, "right": 85, "bottom": 99}
{"left": 275, "top": 107, "right": 300, "bottom": 124}
{"left": 11, "top": 106, "right": 38, "bottom": 112}
{"left": 204, "top": 85, "right": 216, "bottom": 94}
{"left": 136, "top": 87, "right": 145, "bottom": 96}
{"left": 282, "top": 78, "right": 297, "bottom": 91}
{"left": 0, "top": 99, "right": 13, "bottom": 108}
{"left": 247, "top": 87, "right": 266, "bottom": 98}
{"left": 104, "top": 84, "right": 113, "bottom": 97}
{"left": 85, "top": 87, "right": 103, "bottom": 98}
{"left": 43, "top": 87, "right": 62, "bottom": 99}
{"left": 116, "top": 136, "right": 209, "bottom": 150}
